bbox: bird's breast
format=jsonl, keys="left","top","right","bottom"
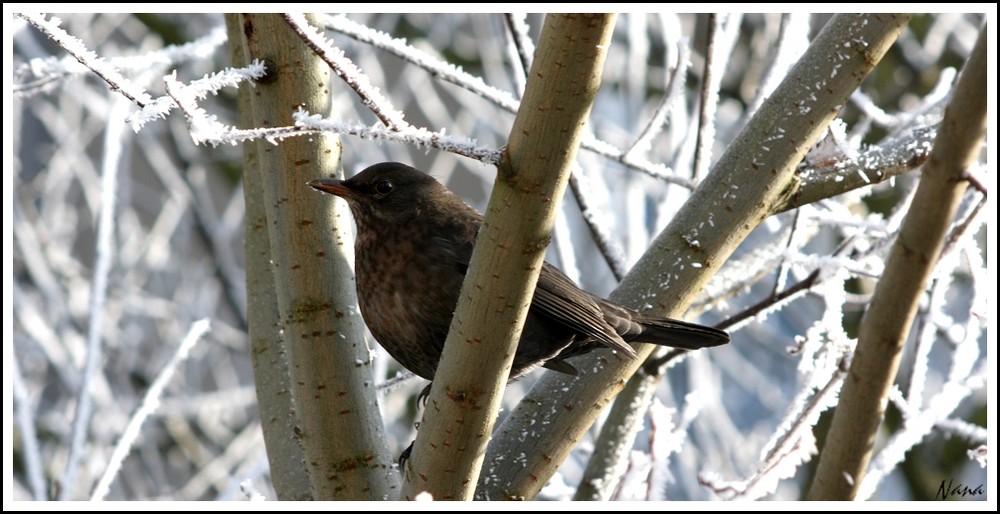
{"left": 353, "top": 229, "right": 466, "bottom": 379}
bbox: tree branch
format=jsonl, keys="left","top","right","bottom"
{"left": 400, "top": 13, "right": 617, "bottom": 501}
{"left": 807, "top": 23, "right": 986, "bottom": 501}
{"left": 230, "top": 13, "right": 399, "bottom": 500}
{"left": 224, "top": 15, "right": 311, "bottom": 500}
{"left": 477, "top": 13, "right": 912, "bottom": 501}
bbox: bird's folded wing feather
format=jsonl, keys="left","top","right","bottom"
{"left": 440, "top": 232, "right": 638, "bottom": 360}
{"left": 531, "top": 264, "right": 638, "bottom": 360}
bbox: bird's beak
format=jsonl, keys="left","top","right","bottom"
{"left": 308, "top": 178, "right": 355, "bottom": 199}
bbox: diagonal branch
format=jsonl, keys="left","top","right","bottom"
{"left": 17, "top": 13, "right": 154, "bottom": 107}
{"left": 283, "top": 13, "right": 408, "bottom": 130}
{"left": 477, "top": 13, "right": 913, "bottom": 501}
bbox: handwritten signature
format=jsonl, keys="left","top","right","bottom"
{"left": 936, "top": 478, "right": 985, "bottom": 500}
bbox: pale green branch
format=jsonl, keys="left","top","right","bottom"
{"left": 807, "top": 24, "right": 986, "bottom": 501}
{"left": 230, "top": 13, "right": 399, "bottom": 500}
{"left": 478, "top": 13, "right": 912, "bottom": 501}
{"left": 400, "top": 13, "right": 617, "bottom": 501}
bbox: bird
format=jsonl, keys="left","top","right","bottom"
{"left": 307, "top": 162, "right": 730, "bottom": 387}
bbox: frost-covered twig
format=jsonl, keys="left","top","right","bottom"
{"left": 647, "top": 396, "right": 702, "bottom": 500}
{"left": 160, "top": 75, "right": 504, "bottom": 160}
{"left": 284, "top": 13, "right": 407, "bottom": 130}
{"left": 692, "top": 15, "right": 732, "bottom": 180}
{"left": 936, "top": 418, "right": 988, "bottom": 445}
{"left": 18, "top": 13, "right": 154, "bottom": 106}
{"left": 786, "top": 123, "right": 938, "bottom": 212}
{"left": 743, "top": 13, "right": 810, "bottom": 121}
{"left": 568, "top": 173, "right": 629, "bottom": 281}
{"left": 575, "top": 371, "right": 660, "bottom": 501}
{"left": 128, "top": 59, "right": 267, "bottom": 131}
{"left": 90, "top": 319, "right": 210, "bottom": 500}
{"left": 644, "top": 400, "right": 673, "bottom": 500}
{"left": 324, "top": 14, "right": 698, "bottom": 188}
{"left": 115, "top": 15, "right": 503, "bottom": 162}
{"left": 325, "top": 14, "right": 521, "bottom": 113}
{"left": 704, "top": 13, "right": 740, "bottom": 169}
{"left": 294, "top": 109, "right": 503, "bottom": 163}
{"left": 15, "top": 24, "right": 227, "bottom": 97}
{"left": 850, "top": 89, "right": 904, "bottom": 127}
{"left": 967, "top": 446, "right": 987, "bottom": 468}
{"left": 375, "top": 370, "right": 417, "bottom": 394}
{"left": 503, "top": 13, "right": 534, "bottom": 85}
{"left": 700, "top": 355, "right": 847, "bottom": 500}
{"left": 164, "top": 71, "right": 223, "bottom": 144}
{"left": 240, "top": 477, "right": 268, "bottom": 501}
{"left": 853, "top": 67, "right": 956, "bottom": 133}
{"left": 904, "top": 274, "right": 946, "bottom": 406}
{"left": 722, "top": 269, "right": 819, "bottom": 334}
{"left": 157, "top": 65, "right": 308, "bottom": 147}
{"left": 625, "top": 39, "right": 690, "bottom": 159}
{"left": 590, "top": 138, "right": 698, "bottom": 188}
{"left": 161, "top": 64, "right": 280, "bottom": 144}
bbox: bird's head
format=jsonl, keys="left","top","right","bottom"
{"left": 309, "top": 162, "right": 469, "bottom": 227}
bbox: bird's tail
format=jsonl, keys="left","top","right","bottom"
{"left": 633, "top": 315, "right": 730, "bottom": 350}
{"left": 597, "top": 298, "right": 730, "bottom": 350}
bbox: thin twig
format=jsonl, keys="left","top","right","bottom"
{"left": 283, "top": 14, "right": 407, "bottom": 130}
{"left": 625, "top": 39, "right": 690, "bottom": 158}
{"left": 904, "top": 275, "right": 943, "bottom": 406}
{"left": 376, "top": 370, "right": 417, "bottom": 393}
{"left": 726, "top": 269, "right": 822, "bottom": 331}
{"left": 127, "top": 60, "right": 267, "bottom": 132}
{"left": 700, "top": 355, "right": 848, "bottom": 500}
{"left": 962, "top": 169, "right": 988, "bottom": 197}
{"left": 502, "top": 13, "right": 534, "bottom": 91}
{"left": 944, "top": 193, "right": 986, "bottom": 250}
{"left": 643, "top": 268, "right": 820, "bottom": 376}
{"left": 18, "top": 13, "right": 153, "bottom": 107}
{"left": 568, "top": 173, "right": 629, "bottom": 281}
{"left": 324, "top": 14, "right": 698, "bottom": 188}
{"left": 934, "top": 417, "right": 988, "bottom": 445}
{"left": 325, "top": 14, "right": 521, "bottom": 113}
{"left": 294, "top": 110, "right": 503, "bottom": 163}
{"left": 692, "top": 14, "right": 719, "bottom": 180}
{"left": 770, "top": 208, "right": 802, "bottom": 297}
{"left": 14, "top": 25, "right": 228, "bottom": 98}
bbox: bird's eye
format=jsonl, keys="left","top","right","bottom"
{"left": 374, "top": 179, "right": 394, "bottom": 196}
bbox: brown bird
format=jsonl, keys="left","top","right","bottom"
{"left": 308, "top": 162, "right": 729, "bottom": 385}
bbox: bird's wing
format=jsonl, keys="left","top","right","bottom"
{"left": 531, "top": 264, "right": 638, "bottom": 360}
{"left": 441, "top": 235, "right": 637, "bottom": 360}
